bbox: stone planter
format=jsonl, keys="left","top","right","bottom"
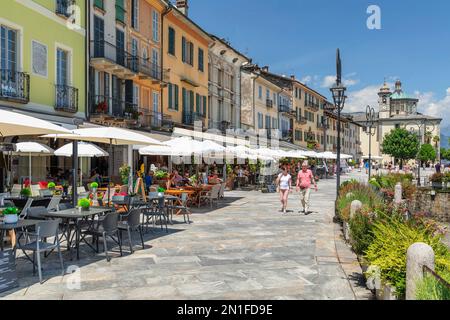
{"left": 2, "top": 214, "right": 18, "bottom": 224}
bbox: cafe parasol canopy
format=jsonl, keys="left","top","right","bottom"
{"left": 54, "top": 142, "right": 109, "bottom": 185}
{"left": 12, "top": 142, "right": 55, "bottom": 184}
{"left": 0, "top": 109, "right": 72, "bottom": 137}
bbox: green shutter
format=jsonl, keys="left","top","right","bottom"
{"left": 182, "top": 37, "right": 186, "bottom": 62}
{"left": 95, "top": 0, "right": 104, "bottom": 10}
{"left": 168, "top": 83, "right": 172, "bottom": 109}
{"left": 182, "top": 88, "right": 186, "bottom": 112}
{"left": 189, "top": 43, "right": 194, "bottom": 66}
{"left": 115, "top": 0, "right": 125, "bottom": 23}
{"left": 168, "top": 27, "right": 175, "bottom": 55}
{"left": 196, "top": 93, "right": 200, "bottom": 113}
{"left": 174, "top": 85, "right": 179, "bottom": 110}
{"left": 203, "top": 96, "right": 207, "bottom": 116}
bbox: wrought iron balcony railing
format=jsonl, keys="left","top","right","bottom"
{"left": 296, "top": 116, "right": 307, "bottom": 124}
{"left": 90, "top": 40, "right": 162, "bottom": 81}
{"left": 305, "top": 101, "right": 320, "bottom": 111}
{"left": 278, "top": 104, "right": 292, "bottom": 113}
{"left": 0, "top": 70, "right": 30, "bottom": 104}
{"left": 90, "top": 94, "right": 138, "bottom": 120}
{"left": 183, "top": 112, "right": 205, "bottom": 126}
{"left": 317, "top": 122, "right": 330, "bottom": 130}
{"left": 266, "top": 99, "right": 273, "bottom": 108}
{"left": 56, "top": 0, "right": 75, "bottom": 18}
{"left": 55, "top": 84, "right": 78, "bottom": 113}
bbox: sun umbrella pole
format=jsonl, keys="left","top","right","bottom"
{"left": 108, "top": 139, "right": 113, "bottom": 207}
{"left": 72, "top": 141, "right": 78, "bottom": 207}
{"left": 29, "top": 152, "right": 31, "bottom": 185}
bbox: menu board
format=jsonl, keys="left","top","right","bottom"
{"left": 0, "top": 250, "right": 18, "bottom": 293}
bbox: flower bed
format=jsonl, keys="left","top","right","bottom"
{"left": 337, "top": 176, "right": 450, "bottom": 300}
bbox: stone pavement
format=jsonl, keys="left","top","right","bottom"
{"left": 1, "top": 172, "right": 373, "bottom": 300}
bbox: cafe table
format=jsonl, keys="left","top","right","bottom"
{"left": 0, "top": 219, "right": 41, "bottom": 254}
{"left": 43, "top": 207, "right": 112, "bottom": 260}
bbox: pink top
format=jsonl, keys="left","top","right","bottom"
{"left": 297, "top": 169, "right": 313, "bottom": 189}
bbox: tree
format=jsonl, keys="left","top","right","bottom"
{"left": 432, "top": 135, "right": 440, "bottom": 148}
{"left": 381, "top": 128, "right": 420, "bottom": 169}
{"left": 418, "top": 144, "right": 436, "bottom": 163}
{"left": 424, "top": 131, "right": 433, "bottom": 144}
{"left": 442, "top": 148, "right": 450, "bottom": 161}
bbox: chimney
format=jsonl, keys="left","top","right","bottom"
{"left": 176, "top": 0, "right": 189, "bottom": 16}
{"left": 262, "top": 66, "right": 269, "bottom": 72}
{"left": 290, "top": 75, "right": 296, "bottom": 80}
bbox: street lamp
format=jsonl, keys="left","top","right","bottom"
{"left": 404, "top": 120, "right": 435, "bottom": 186}
{"left": 330, "top": 49, "right": 347, "bottom": 201}
{"left": 365, "top": 105, "right": 376, "bottom": 180}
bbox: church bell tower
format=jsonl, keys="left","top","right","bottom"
{"left": 378, "top": 80, "right": 391, "bottom": 119}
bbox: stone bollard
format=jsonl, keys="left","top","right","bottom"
{"left": 395, "top": 182, "right": 403, "bottom": 204}
{"left": 406, "top": 242, "right": 435, "bottom": 300}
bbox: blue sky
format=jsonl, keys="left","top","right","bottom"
{"left": 189, "top": 0, "right": 450, "bottom": 133}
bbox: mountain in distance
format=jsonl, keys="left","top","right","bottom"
{"left": 441, "top": 125, "right": 449, "bottom": 149}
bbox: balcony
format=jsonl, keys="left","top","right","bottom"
{"left": 0, "top": 70, "right": 30, "bottom": 104}
{"left": 317, "top": 122, "right": 330, "bottom": 130}
{"left": 295, "top": 116, "right": 307, "bottom": 125}
{"left": 278, "top": 104, "right": 296, "bottom": 118}
{"left": 55, "top": 85, "right": 78, "bottom": 113}
{"left": 266, "top": 99, "right": 273, "bottom": 108}
{"left": 281, "top": 130, "right": 293, "bottom": 143}
{"left": 182, "top": 112, "right": 205, "bottom": 127}
{"left": 55, "top": 0, "right": 75, "bottom": 18}
{"left": 90, "top": 40, "right": 162, "bottom": 82}
{"left": 305, "top": 101, "right": 320, "bottom": 112}
{"left": 89, "top": 95, "right": 139, "bottom": 127}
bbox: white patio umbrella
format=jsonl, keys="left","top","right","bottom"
{"left": 0, "top": 109, "right": 72, "bottom": 137}
{"left": 12, "top": 142, "right": 54, "bottom": 183}
{"left": 54, "top": 142, "right": 109, "bottom": 186}
{"left": 44, "top": 127, "right": 163, "bottom": 203}
{"left": 316, "top": 152, "right": 337, "bottom": 160}
{"left": 340, "top": 154, "right": 354, "bottom": 160}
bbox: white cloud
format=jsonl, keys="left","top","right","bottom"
{"left": 344, "top": 83, "right": 389, "bottom": 112}
{"left": 415, "top": 88, "right": 450, "bottom": 133}
{"left": 320, "top": 75, "right": 359, "bottom": 88}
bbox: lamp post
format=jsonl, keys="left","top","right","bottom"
{"left": 365, "top": 105, "right": 376, "bottom": 180}
{"left": 330, "top": 49, "right": 347, "bottom": 201}
{"left": 404, "top": 120, "right": 435, "bottom": 186}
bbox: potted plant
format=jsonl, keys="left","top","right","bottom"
{"left": 1, "top": 207, "right": 19, "bottom": 224}
{"left": 96, "top": 101, "right": 108, "bottom": 114}
{"left": 78, "top": 198, "right": 91, "bottom": 211}
{"left": 119, "top": 164, "right": 130, "bottom": 185}
{"left": 20, "top": 187, "right": 32, "bottom": 198}
{"left": 429, "top": 173, "right": 444, "bottom": 189}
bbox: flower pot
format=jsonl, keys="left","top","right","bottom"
{"left": 3, "top": 214, "right": 19, "bottom": 224}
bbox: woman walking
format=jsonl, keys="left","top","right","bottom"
{"left": 277, "top": 166, "right": 292, "bottom": 214}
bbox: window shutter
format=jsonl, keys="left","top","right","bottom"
{"left": 195, "top": 93, "right": 200, "bottom": 113}
{"left": 203, "top": 96, "right": 207, "bottom": 116}
{"left": 182, "top": 88, "right": 186, "bottom": 112}
{"left": 182, "top": 37, "right": 186, "bottom": 62}
{"left": 189, "top": 43, "right": 194, "bottom": 66}
{"left": 174, "top": 85, "right": 179, "bottom": 110}
{"left": 168, "top": 83, "right": 172, "bottom": 109}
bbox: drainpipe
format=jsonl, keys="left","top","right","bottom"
{"left": 85, "top": 0, "right": 91, "bottom": 122}
{"left": 161, "top": 4, "right": 173, "bottom": 129}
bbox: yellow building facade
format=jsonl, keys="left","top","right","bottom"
{"left": 162, "top": 4, "right": 211, "bottom": 129}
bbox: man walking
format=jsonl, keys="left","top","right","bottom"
{"left": 296, "top": 161, "right": 318, "bottom": 214}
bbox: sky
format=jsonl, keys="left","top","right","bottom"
{"left": 188, "top": 0, "right": 450, "bottom": 135}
